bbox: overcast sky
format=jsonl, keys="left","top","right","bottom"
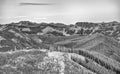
{"left": 0, "top": 0, "right": 119, "bottom": 24}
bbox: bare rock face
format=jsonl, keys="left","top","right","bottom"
{"left": 0, "top": 21, "right": 120, "bottom": 74}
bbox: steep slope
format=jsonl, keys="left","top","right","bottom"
{"left": 1, "top": 48, "right": 120, "bottom": 74}
{"left": 54, "top": 33, "right": 120, "bottom": 62}
{"left": 50, "top": 47, "right": 120, "bottom": 74}
{"left": 0, "top": 24, "right": 45, "bottom": 52}
{"left": 0, "top": 21, "right": 120, "bottom": 74}
{"left": 0, "top": 49, "right": 97, "bottom": 74}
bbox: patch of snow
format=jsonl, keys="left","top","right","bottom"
{"left": 39, "top": 49, "right": 47, "bottom": 52}
{"left": 15, "top": 33, "right": 23, "bottom": 38}
{"left": 47, "top": 51, "right": 64, "bottom": 59}
{"left": 42, "top": 26, "right": 55, "bottom": 33}
{"left": 8, "top": 29, "right": 16, "bottom": 33}
{"left": 47, "top": 51, "right": 65, "bottom": 74}
{"left": 33, "top": 37, "right": 42, "bottom": 43}
{"left": 2, "top": 64, "right": 17, "bottom": 69}
{"left": 0, "top": 45, "right": 9, "bottom": 48}
{"left": 11, "top": 38, "right": 18, "bottom": 43}
{"left": 69, "top": 53, "right": 86, "bottom": 61}
{"left": 62, "top": 29, "right": 70, "bottom": 36}
{"left": 22, "top": 28, "right": 31, "bottom": 31}
{"left": 8, "top": 29, "right": 23, "bottom": 38}
{"left": 0, "top": 26, "right": 6, "bottom": 31}
{"left": 0, "top": 36, "right": 5, "bottom": 41}
{"left": 37, "top": 32, "right": 44, "bottom": 35}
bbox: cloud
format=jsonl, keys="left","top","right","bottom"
{"left": 19, "top": 2, "right": 56, "bottom": 6}
{"left": 0, "top": 0, "right": 119, "bottom": 24}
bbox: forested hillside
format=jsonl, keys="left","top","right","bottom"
{"left": 0, "top": 21, "right": 120, "bottom": 74}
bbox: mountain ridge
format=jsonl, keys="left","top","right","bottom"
{"left": 0, "top": 21, "right": 120, "bottom": 74}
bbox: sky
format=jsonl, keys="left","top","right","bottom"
{"left": 0, "top": 0, "right": 120, "bottom": 24}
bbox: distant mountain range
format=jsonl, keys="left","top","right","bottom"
{"left": 0, "top": 21, "right": 120, "bottom": 74}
